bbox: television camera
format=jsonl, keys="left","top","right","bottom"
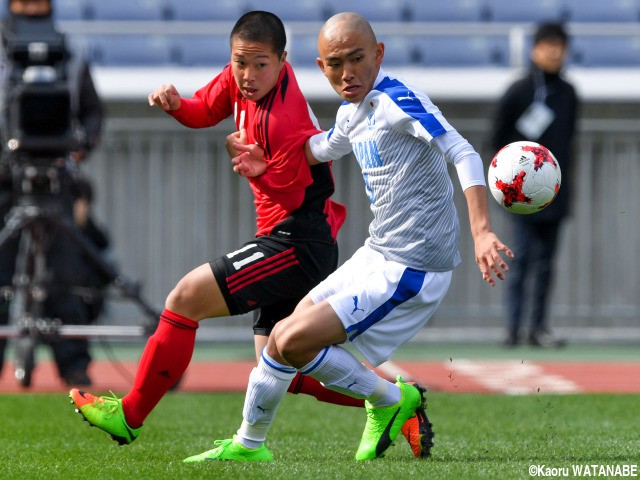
{"left": 2, "top": 12, "right": 77, "bottom": 148}
{"left": 0, "top": 15, "right": 160, "bottom": 387}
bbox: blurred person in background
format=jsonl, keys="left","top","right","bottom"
{"left": 490, "top": 22, "right": 579, "bottom": 348}
{"left": 0, "top": 0, "right": 104, "bottom": 385}
{"left": 71, "top": 177, "right": 111, "bottom": 324}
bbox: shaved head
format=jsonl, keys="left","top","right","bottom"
{"left": 319, "top": 12, "right": 377, "bottom": 48}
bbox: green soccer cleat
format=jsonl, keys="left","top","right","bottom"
{"left": 69, "top": 388, "right": 141, "bottom": 445}
{"left": 183, "top": 436, "right": 273, "bottom": 463}
{"left": 355, "top": 376, "right": 424, "bottom": 461}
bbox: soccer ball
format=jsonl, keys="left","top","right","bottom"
{"left": 487, "top": 141, "right": 561, "bottom": 214}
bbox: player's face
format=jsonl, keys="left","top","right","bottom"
{"left": 317, "top": 30, "right": 384, "bottom": 104}
{"left": 230, "top": 38, "right": 286, "bottom": 102}
{"left": 531, "top": 38, "right": 567, "bottom": 74}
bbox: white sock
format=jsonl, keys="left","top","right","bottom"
{"left": 300, "top": 345, "right": 400, "bottom": 407}
{"left": 236, "top": 350, "right": 296, "bottom": 449}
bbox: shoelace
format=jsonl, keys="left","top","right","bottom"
{"left": 212, "top": 439, "right": 233, "bottom": 449}
{"left": 94, "top": 390, "right": 121, "bottom": 413}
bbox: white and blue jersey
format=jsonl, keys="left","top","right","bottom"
{"left": 310, "top": 69, "right": 485, "bottom": 272}
{"left": 308, "top": 69, "right": 486, "bottom": 365}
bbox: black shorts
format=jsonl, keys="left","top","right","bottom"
{"left": 210, "top": 235, "right": 339, "bottom": 336}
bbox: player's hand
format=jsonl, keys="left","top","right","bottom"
{"left": 231, "top": 143, "right": 266, "bottom": 178}
{"left": 226, "top": 128, "right": 248, "bottom": 158}
{"left": 474, "top": 231, "right": 513, "bottom": 286}
{"left": 148, "top": 84, "right": 181, "bottom": 111}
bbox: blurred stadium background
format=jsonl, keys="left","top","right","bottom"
{"left": 26, "top": 0, "right": 640, "bottom": 345}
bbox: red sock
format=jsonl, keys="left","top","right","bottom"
{"left": 121, "top": 309, "right": 198, "bottom": 428}
{"left": 288, "top": 372, "right": 365, "bottom": 408}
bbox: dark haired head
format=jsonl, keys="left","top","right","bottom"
{"left": 71, "top": 177, "right": 94, "bottom": 203}
{"left": 230, "top": 11, "right": 287, "bottom": 57}
{"left": 533, "top": 22, "right": 569, "bottom": 46}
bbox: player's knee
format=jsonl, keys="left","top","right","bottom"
{"left": 263, "top": 329, "right": 290, "bottom": 365}
{"left": 271, "top": 321, "right": 290, "bottom": 355}
{"left": 165, "top": 276, "right": 199, "bottom": 313}
{"left": 274, "top": 321, "right": 307, "bottom": 365}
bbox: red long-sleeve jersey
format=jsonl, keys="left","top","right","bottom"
{"left": 169, "top": 62, "right": 345, "bottom": 241}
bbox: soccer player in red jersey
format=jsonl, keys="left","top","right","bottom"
{"left": 68, "top": 9, "right": 352, "bottom": 440}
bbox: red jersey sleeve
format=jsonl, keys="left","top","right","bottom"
{"left": 169, "top": 65, "right": 235, "bottom": 128}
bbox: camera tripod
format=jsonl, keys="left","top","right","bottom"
{"left": 0, "top": 190, "right": 160, "bottom": 388}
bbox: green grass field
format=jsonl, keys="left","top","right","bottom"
{"left": 1, "top": 391, "right": 638, "bottom": 480}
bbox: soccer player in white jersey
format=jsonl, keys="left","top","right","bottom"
{"left": 184, "top": 12, "right": 512, "bottom": 463}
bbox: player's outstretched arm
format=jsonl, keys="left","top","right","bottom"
{"left": 464, "top": 185, "right": 513, "bottom": 286}
{"left": 148, "top": 84, "right": 181, "bottom": 111}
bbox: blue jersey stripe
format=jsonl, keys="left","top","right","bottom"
{"left": 327, "top": 126, "right": 335, "bottom": 140}
{"left": 345, "top": 268, "right": 426, "bottom": 342}
{"left": 375, "top": 76, "right": 446, "bottom": 137}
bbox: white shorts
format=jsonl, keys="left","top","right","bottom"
{"left": 309, "top": 245, "right": 452, "bottom": 367}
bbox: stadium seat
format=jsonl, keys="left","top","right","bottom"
{"left": 53, "top": 0, "right": 90, "bottom": 20}
{"left": 174, "top": 35, "right": 231, "bottom": 67}
{"left": 405, "top": 0, "right": 488, "bottom": 22}
{"left": 569, "top": 36, "right": 640, "bottom": 67}
{"left": 166, "top": 0, "right": 244, "bottom": 21}
{"left": 244, "top": 0, "right": 328, "bottom": 22}
{"left": 324, "top": 0, "right": 411, "bottom": 22}
{"left": 563, "top": 0, "right": 640, "bottom": 22}
{"left": 415, "top": 35, "right": 510, "bottom": 67}
{"left": 380, "top": 35, "right": 421, "bottom": 65}
{"left": 289, "top": 34, "right": 420, "bottom": 68}
{"left": 85, "top": 0, "right": 169, "bottom": 21}
{"left": 484, "top": 0, "right": 564, "bottom": 22}
{"left": 288, "top": 34, "right": 321, "bottom": 69}
{"left": 90, "top": 35, "right": 178, "bottom": 66}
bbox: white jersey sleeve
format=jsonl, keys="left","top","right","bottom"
{"left": 309, "top": 109, "right": 352, "bottom": 163}
{"left": 431, "top": 130, "right": 487, "bottom": 191}
{"left": 378, "top": 74, "right": 486, "bottom": 192}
